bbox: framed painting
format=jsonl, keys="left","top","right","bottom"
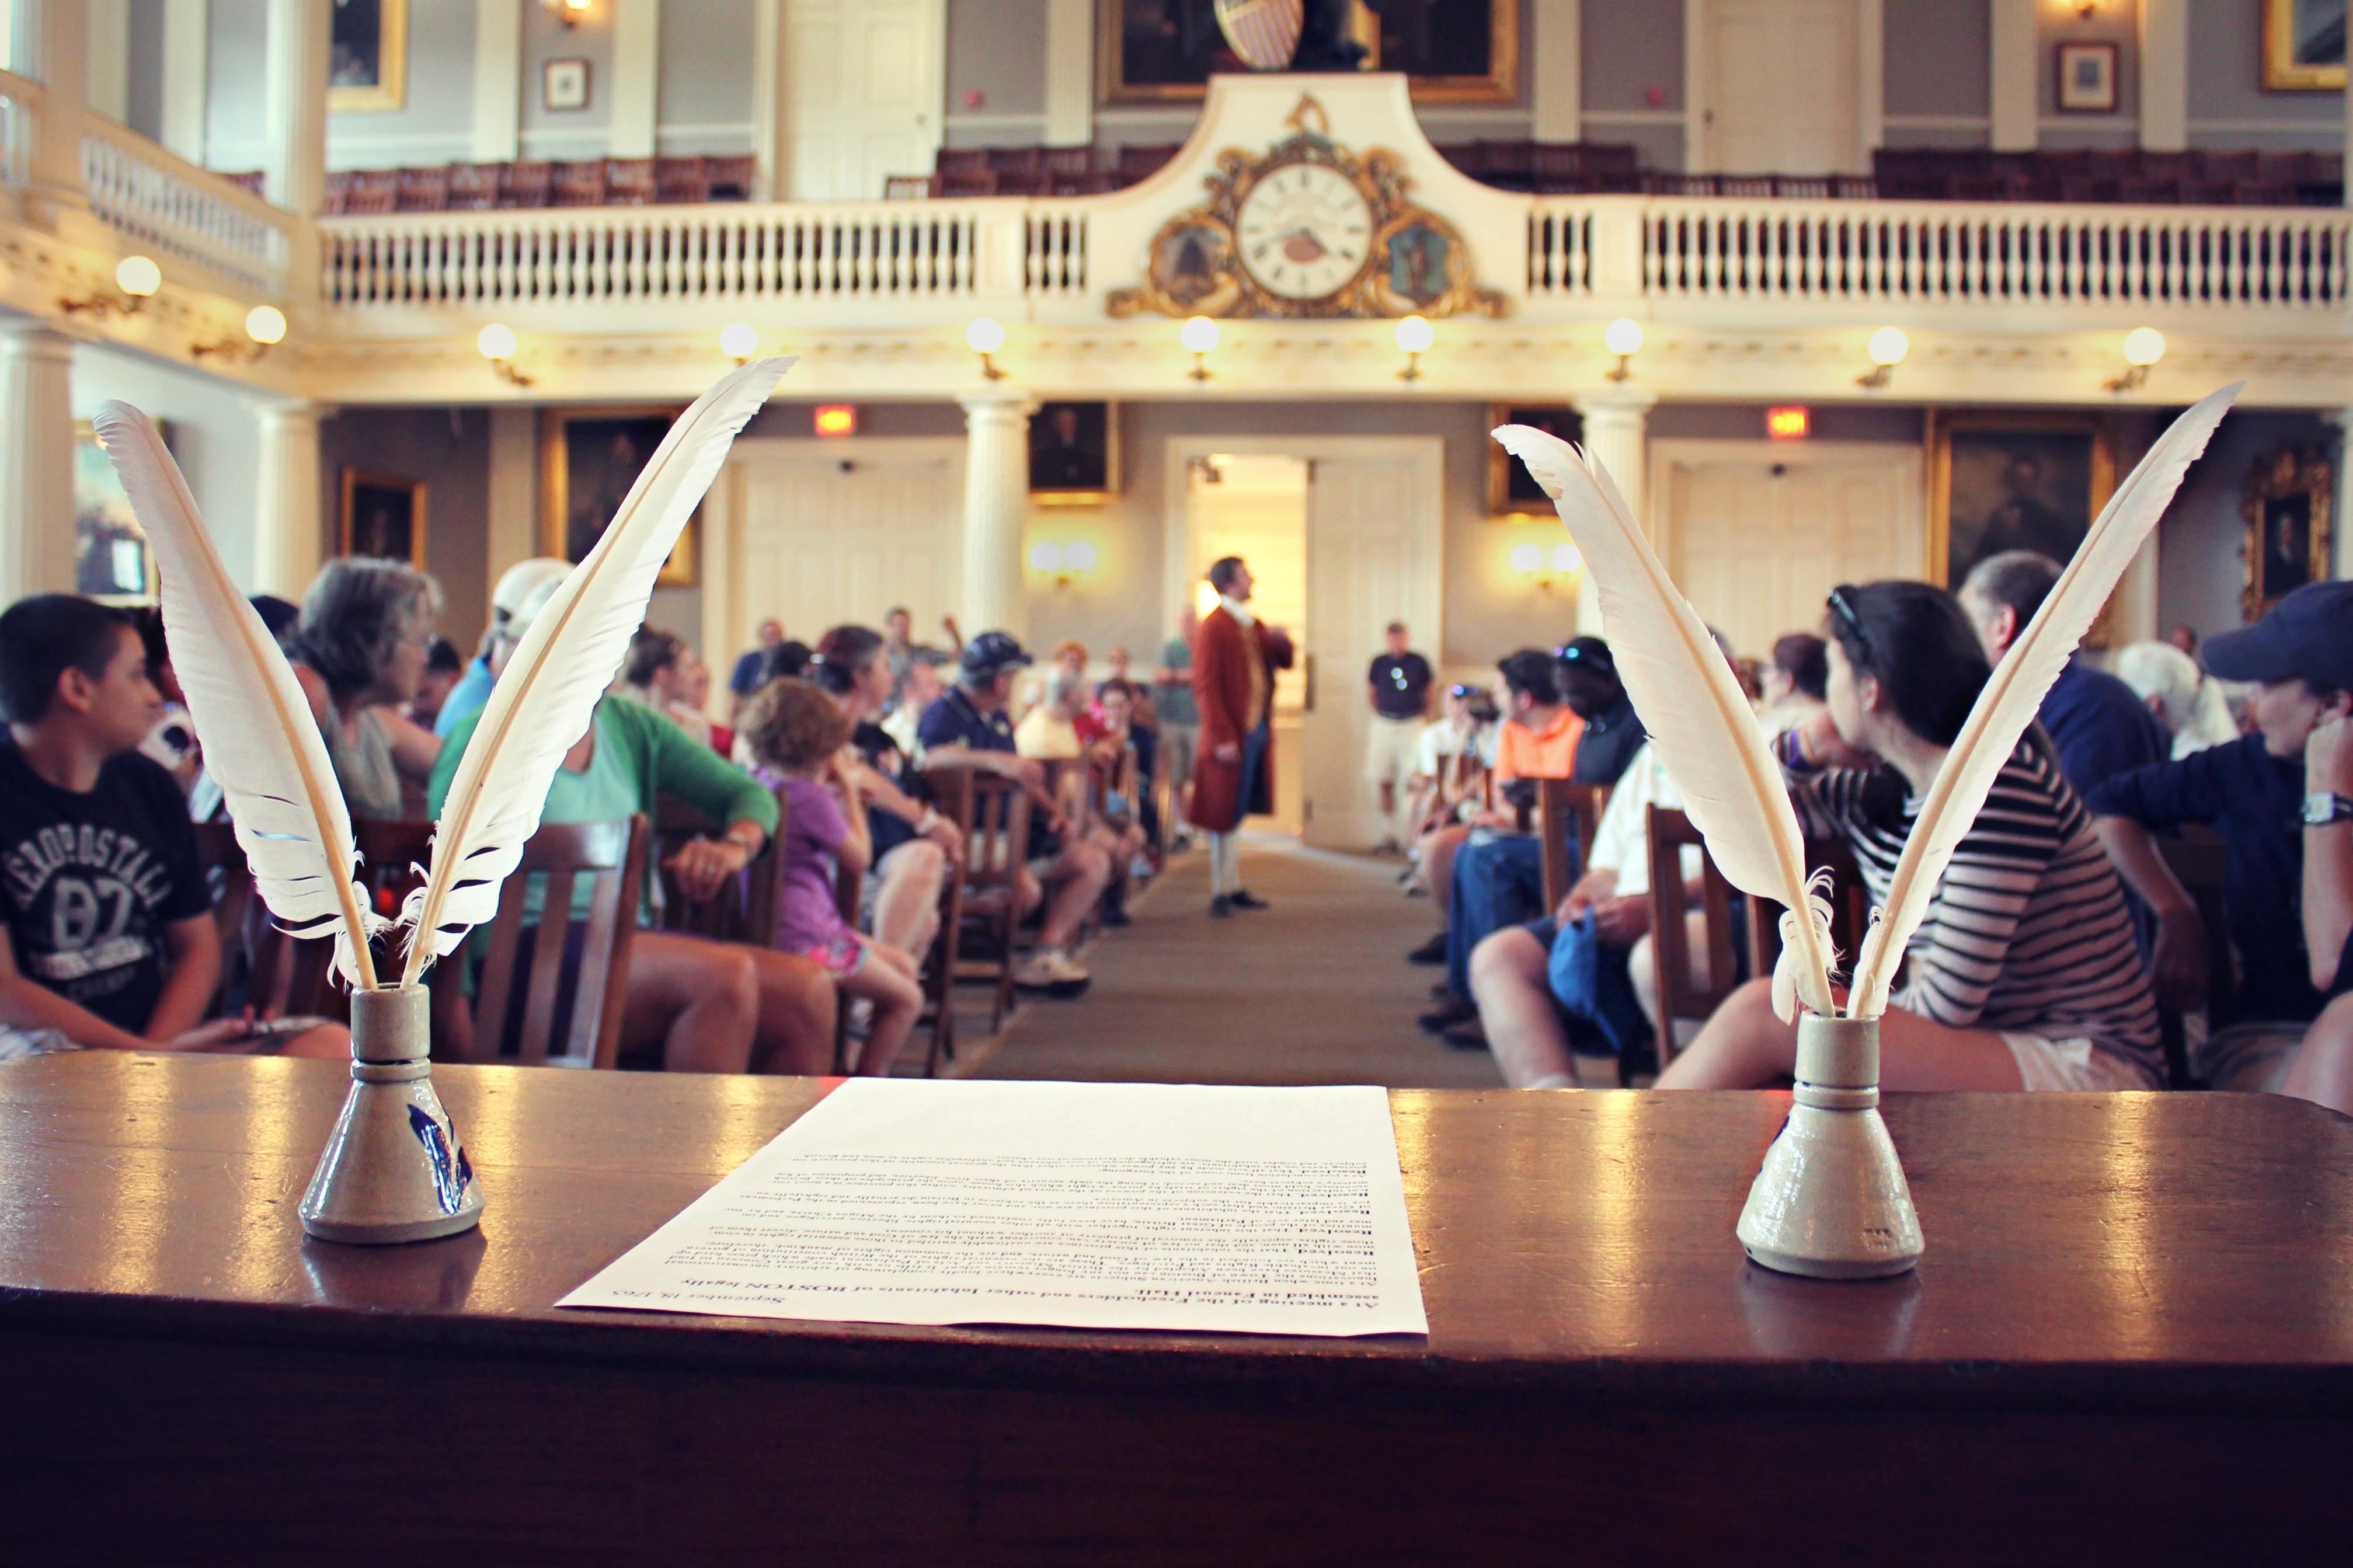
{"left": 328, "top": 0, "right": 407, "bottom": 113}
{"left": 339, "top": 469, "right": 427, "bottom": 566}
{"left": 1928, "top": 412, "right": 2117, "bottom": 590}
{"left": 74, "top": 419, "right": 160, "bottom": 602}
{"left": 2265, "top": 0, "right": 2344, "bottom": 90}
{"left": 543, "top": 58, "right": 591, "bottom": 113}
{"left": 1030, "top": 402, "right": 1120, "bottom": 503}
{"left": 2243, "top": 446, "right": 2334, "bottom": 619}
{"left": 542, "top": 408, "right": 697, "bottom": 587}
{"left": 2056, "top": 41, "right": 2118, "bottom": 113}
{"left": 1486, "top": 405, "right": 1583, "bottom": 516}
{"left": 1099, "top": 0, "right": 1516, "bottom": 106}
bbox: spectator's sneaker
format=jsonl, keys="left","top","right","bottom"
{"left": 1441, "top": 1022, "right": 1490, "bottom": 1052}
{"left": 1228, "top": 889, "right": 1270, "bottom": 911}
{"left": 1130, "top": 855, "right": 1156, "bottom": 881}
{"left": 1014, "top": 949, "right": 1091, "bottom": 996}
{"left": 1210, "top": 894, "right": 1234, "bottom": 918}
{"left": 1418, "top": 995, "right": 1477, "bottom": 1034}
{"left": 1100, "top": 906, "right": 1134, "bottom": 929}
{"left": 1407, "top": 931, "right": 1449, "bottom": 965}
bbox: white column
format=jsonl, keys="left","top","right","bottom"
{"left": 471, "top": 0, "right": 523, "bottom": 162}
{"left": 0, "top": 324, "right": 78, "bottom": 604}
{"left": 1571, "top": 389, "right": 1657, "bottom": 636}
{"left": 610, "top": 0, "right": 660, "bottom": 159}
{"left": 22, "top": 0, "right": 88, "bottom": 212}
{"left": 2344, "top": 65, "right": 2353, "bottom": 210}
{"left": 159, "top": 0, "right": 211, "bottom": 165}
{"left": 485, "top": 406, "right": 539, "bottom": 581}
{"left": 253, "top": 400, "right": 325, "bottom": 600}
{"left": 263, "top": 0, "right": 328, "bottom": 214}
{"left": 1530, "top": 0, "right": 1581, "bottom": 142}
{"left": 1854, "top": 0, "right": 1882, "bottom": 175}
{"left": 2139, "top": 0, "right": 2187, "bottom": 152}
{"left": 85, "top": 0, "right": 129, "bottom": 124}
{"left": 2332, "top": 412, "right": 2353, "bottom": 580}
{"left": 1989, "top": 0, "right": 2037, "bottom": 152}
{"left": 1043, "top": 0, "right": 1092, "bottom": 148}
{"left": 751, "top": 0, "right": 788, "bottom": 200}
{"left": 958, "top": 389, "right": 1035, "bottom": 640}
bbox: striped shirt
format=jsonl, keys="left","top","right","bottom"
{"left": 1787, "top": 737, "right": 2160, "bottom": 1084}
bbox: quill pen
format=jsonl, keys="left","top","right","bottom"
{"left": 1846, "top": 382, "right": 2240, "bottom": 1017}
{"left": 92, "top": 402, "right": 385, "bottom": 989}
{"left": 397, "top": 357, "right": 793, "bottom": 984}
{"left": 1492, "top": 423, "right": 1837, "bottom": 1019}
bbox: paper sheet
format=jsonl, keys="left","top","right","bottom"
{"left": 559, "top": 1078, "right": 1428, "bottom": 1337}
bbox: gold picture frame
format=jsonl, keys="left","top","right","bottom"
{"left": 328, "top": 0, "right": 408, "bottom": 113}
{"left": 1485, "top": 404, "right": 1583, "bottom": 517}
{"left": 2242, "top": 445, "right": 2334, "bottom": 620}
{"left": 541, "top": 407, "right": 698, "bottom": 588}
{"left": 1030, "top": 401, "right": 1122, "bottom": 505}
{"left": 2265, "top": 0, "right": 2345, "bottom": 90}
{"left": 1927, "top": 410, "right": 2117, "bottom": 589}
{"left": 339, "top": 468, "right": 428, "bottom": 567}
{"left": 1097, "top": 0, "right": 1516, "bottom": 106}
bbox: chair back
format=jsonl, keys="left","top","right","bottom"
{"left": 702, "top": 155, "right": 757, "bottom": 200}
{"left": 1536, "top": 779, "right": 1606, "bottom": 911}
{"left": 930, "top": 768, "right": 1031, "bottom": 896}
{"left": 394, "top": 165, "right": 450, "bottom": 211}
{"left": 1038, "top": 757, "right": 1090, "bottom": 837}
{"left": 1644, "top": 807, "right": 1743, "bottom": 1066}
{"left": 604, "top": 158, "right": 656, "bottom": 204}
{"left": 551, "top": 161, "right": 607, "bottom": 207}
{"left": 447, "top": 162, "right": 500, "bottom": 210}
{"left": 2154, "top": 825, "right": 2234, "bottom": 1088}
{"left": 500, "top": 161, "right": 553, "bottom": 207}
{"left": 656, "top": 155, "right": 712, "bottom": 203}
{"left": 192, "top": 821, "right": 337, "bottom": 1020}
{"left": 1742, "top": 832, "right": 1871, "bottom": 993}
{"left": 354, "top": 817, "right": 436, "bottom": 921}
{"left": 455, "top": 817, "right": 648, "bottom": 1069}
{"left": 652, "top": 789, "right": 787, "bottom": 946}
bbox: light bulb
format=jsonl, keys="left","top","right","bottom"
{"left": 1393, "top": 315, "right": 1434, "bottom": 354}
{"left": 1180, "top": 315, "right": 1220, "bottom": 354}
{"left": 1028, "top": 542, "right": 1063, "bottom": 572}
{"left": 1510, "top": 542, "right": 1543, "bottom": 573}
{"left": 243, "top": 305, "right": 288, "bottom": 346}
{"left": 1551, "top": 542, "right": 1583, "bottom": 573}
{"left": 1603, "top": 317, "right": 1644, "bottom": 357}
{"left": 2122, "top": 327, "right": 2166, "bottom": 367}
{"left": 1064, "top": 541, "right": 1097, "bottom": 572}
{"left": 719, "top": 322, "right": 758, "bottom": 361}
{"left": 476, "top": 323, "right": 518, "bottom": 361}
{"left": 1867, "top": 326, "right": 1909, "bottom": 367}
{"left": 965, "top": 317, "right": 1005, "bottom": 355}
{"left": 115, "top": 255, "right": 162, "bottom": 298}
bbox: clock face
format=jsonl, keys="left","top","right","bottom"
{"left": 1235, "top": 161, "right": 1374, "bottom": 301}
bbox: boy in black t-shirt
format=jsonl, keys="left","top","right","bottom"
{"left": 0, "top": 595, "right": 345, "bottom": 1061}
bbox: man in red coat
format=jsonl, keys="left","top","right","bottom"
{"left": 1188, "top": 556, "right": 1295, "bottom": 917}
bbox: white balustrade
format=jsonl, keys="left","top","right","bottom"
{"left": 79, "top": 117, "right": 291, "bottom": 295}
{"left": 0, "top": 68, "right": 44, "bottom": 193}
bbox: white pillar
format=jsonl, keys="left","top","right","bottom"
{"left": 1571, "top": 389, "right": 1657, "bottom": 636}
{"left": 1530, "top": 0, "right": 1581, "bottom": 142}
{"left": 2344, "top": 65, "right": 2353, "bottom": 210}
{"left": 1043, "top": 0, "right": 1092, "bottom": 148}
{"left": 254, "top": 400, "right": 325, "bottom": 600}
{"left": 752, "top": 0, "right": 788, "bottom": 199}
{"left": 1853, "top": 0, "right": 1882, "bottom": 175}
{"left": 610, "top": 0, "right": 660, "bottom": 159}
{"left": 0, "top": 324, "right": 78, "bottom": 603}
{"left": 2139, "top": 0, "right": 2187, "bottom": 153}
{"left": 958, "top": 389, "right": 1035, "bottom": 640}
{"left": 85, "top": 0, "right": 129, "bottom": 124}
{"left": 159, "top": 0, "right": 211, "bottom": 165}
{"left": 471, "top": 0, "right": 523, "bottom": 163}
{"left": 263, "top": 0, "right": 328, "bottom": 214}
{"left": 485, "top": 406, "right": 538, "bottom": 583}
{"left": 1989, "top": 0, "right": 2037, "bottom": 152}
{"left": 22, "top": 0, "right": 88, "bottom": 212}
{"left": 2332, "top": 412, "right": 2353, "bottom": 580}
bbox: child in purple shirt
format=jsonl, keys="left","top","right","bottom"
{"left": 740, "top": 678, "right": 925, "bottom": 1075}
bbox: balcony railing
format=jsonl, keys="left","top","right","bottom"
{"left": 79, "top": 116, "right": 293, "bottom": 297}
{"left": 0, "top": 68, "right": 44, "bottom": 193}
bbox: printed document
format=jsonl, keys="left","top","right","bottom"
{"left": 560, "top": 1078, "right": 1428, "bottom": 1337}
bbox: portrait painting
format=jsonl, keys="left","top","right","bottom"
{"left": 2242, "top": 446, "right": 2334, "bottom": 619}
{"left": 339, "top": 470, "right": 426, "bottom": 566}
{"left": 1153, "top": 219, "right": 1235, "bottom": 308}
{"left": 1099, "top": 0, "right": 1515, "bottom": 104}
{"left": 543, "top": 58, "right": 591, "bottom": 113}
{"left": 1382, "top": 220, "right": 1452, "bottom": 306}
{"left": 2265, "top": 0, "right": 2345, "bottom": 90}
{"left": 2056, "top": 42, "right": 2118, "bottom": 113}
{"left": 74, "top": 420, "right": 159, "bottom": 601}
{"left": 1030, "top": 402, "right": 1120, "bottom": 503}
{"left": 542, "top": 409, "right": 697, "bottom": 587}
{"left": 1486, "top": 405, "right": 1583, "bottom": 516}
{"left": 1929, "top": 413, "right": 2115, "bottom": 590}
{"left": 328, "top": 0, "right": 406, "bottom": 112}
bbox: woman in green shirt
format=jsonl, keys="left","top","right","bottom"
{"left": 429, "top": 693, "right": 835, "bottom": 1074}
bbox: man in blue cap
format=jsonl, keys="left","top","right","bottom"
{"left": 2090, "top": 580, "right": 2353, "bottom": 1090}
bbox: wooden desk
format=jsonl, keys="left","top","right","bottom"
{"left": 3, "top": 1055, "right": 2350, "bottom": 1566}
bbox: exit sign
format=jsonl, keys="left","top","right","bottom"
{"left": 814, "top": 405, "right": 857, "bottom": 437}
{"left": 1767, "top": 406, "right": 1811, "bottom": 440}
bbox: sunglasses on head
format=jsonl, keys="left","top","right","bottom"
{"left": 1826, "top": 584, "right": 1871, "bottom": 661}
{"left": 1553, "top": 643, "right": 1616, "bottom": 674}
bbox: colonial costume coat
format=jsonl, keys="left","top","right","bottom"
{"left": 1186, "top": 602, "right": 1295, "bottom": 832}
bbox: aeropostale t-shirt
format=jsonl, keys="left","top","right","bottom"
{"left": 0, "top": 742, "right": 210, "bottom": 1034}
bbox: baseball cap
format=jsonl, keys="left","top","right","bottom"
{"left": 2202, "top": 581, "right": 2353, "bottom": 691}
{"left": 1555, "top": 636, "right": 1616, "bottom": 674}
{"left": 961, "top": 630, "right": 1033, "bottom": 678}
{"left": 492, "top": 557, "right": 573, "bottom": 622}
{"left": 503, "top": 573, "right": 570, "bottom": 642}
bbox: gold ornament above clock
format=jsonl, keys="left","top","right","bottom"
{"left": 1108, "top": 95, "right": 1505, "bottom": 322}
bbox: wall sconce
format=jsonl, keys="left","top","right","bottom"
{"left": 719, "top": 322, "right": 759, "bottom": 365}
{"left": 476, "top": 322, "right": 534, "bottom": 387}
{"left": 1512, "top": 539, "right": 1585, "bottom": 594}
{"left": 2106, "top": 326, "right": 2165, "bottom": 392}
{"left": 1028, "top": 539, "right": 1097, "bottom": 589}
{"left": 1603, "top": 317, "right": 1644, "bottom": 381}
{"left": 547, "top": 0, "right": 594, "bottom": 27}
{"left": 192, "top": 304, "right": 288, "bottom": 364}
{"left": 1857, "top": 326, "right": 1909, "bottom": 389}
{"left": 965, "top": 316, "right": 1007, "bottom": 381}
{"left": 1181, "top": 315, "right": 1220, "bottom": 381}
{"left": 1394, "top": 314, "right": 1433, "bottom": 382}
{"left": 61, "top": 254, "right": 162, "bottom": 319}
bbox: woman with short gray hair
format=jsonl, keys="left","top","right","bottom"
{"left": 290, "top": 557, "right": 445, "bottom": 819}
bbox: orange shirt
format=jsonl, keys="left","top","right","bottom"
{"left": 1492, "top": 706, "right": 1584, "bottom": 783}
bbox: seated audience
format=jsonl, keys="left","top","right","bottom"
{"left": 617, "top": 626, "right": 729, "bottom": 752}
{"left": 411, "top": 637, "right": 463, "bottom": 730}
{"left": 290, "top": 557, "right": 446, "bottom": 820}
{"left": 2114, "top": 639, "right": 2240, "bottom": 758}
{"left": 1154, "top": 606, "right": 1202, "bottom": 846}
{"left": 2089, "top": 582, "right": 2353, "bottom": 1090}
{"left": 740, "top": 680, "right": 926, "bottom": 1077}
{"left": 885, "top": 605, "right": 962, "bottom": 710}
{"left": 1075, "top": 680, "right": 1154, "bottom": 885}
{"left": 0, "top": 595, "right": 346, "bottom": 1062}
{"left": 248, "top": 594, "right": 300, "bottom": 649}
{"left": 810, "top": 625, "right": 960, "bottom": 961}
{"left": 729, "top": 618, "right": 785, "bottom": 720}
{"left": 1660, "top": 581, "right": 2160, "bottom": 1092}
{"left": 882, "top": 647, "right": 948, "bottom": 758}
{"left": 918, "top": 633, "right": 1106, "bottom": 995}
{"left": 130, "top": 607, "right": 201, "bottom": 798}
{"left": 1405, "top": 683, "right": 1490, "bottom": 844}
{"left": 435, "top": 557, "right": 571, "bottom": 738}
{"left": 1015, "top": 668, "right": 1088, "bottom": 759}
{"left": 1959, "top": 550, "right": 2167, "bottom": 795}
{"left": 1759, "top": 632, "right": 1829, "bottom": 735}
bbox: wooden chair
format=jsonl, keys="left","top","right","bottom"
{"left": 883, "top": 174, "right": 937, "bottom": 200}
{"left": 1535, "top": 779, "right": 1606, "bottom": 914}
{"left": 991, "top": 169, "right": 1053, "bottom": 197}
{"left": 655, "top": 155, "right": 710, "bottom": 204}
{"left": 1115, "top": 142, "right": 1181, "bottom": 184}
{"left": 1644, "top": 806, "right": 1747, "bottom": 1072}
{"left": 651, "top": 790, "right": 787, "bottom": 946}
{"left": 321, "top": 170, "right": 356, "bottom": 214}
{"left": 436, "top": 818, "right": 648, "bottom": 1069}
{"left": 934, "top": 147, "right": 990, "bottom": 179}
{"left": 394, "top": 165, "right": 450, "bottom": 212}
{"left": 1740, "top": 832, "right": 1870, "bottom": 994}
{"left": 937, "top": 168, "right": 997, "bottom": 197}
{"left": 925, "top": 767, "right": 1031, "bottom": 1037}
{"left": 446, "top": 162, "right": 502, "bottom": 210}
{"left": 2154, "top": 826, "right": 2234, "bottom": 1090}
{"left": 192, "top": 821, "right": 337, "bottom": 1023}
{"left": 499, "top": 160, "right": 554, "bottom": 208}
{"left": 354, "top": 818, "right": 436, "bottom": 923}
{"left": 604, "top": 158, "right": 657, "bottom": 205}
{"left": 703, "top": 155, "right": 757, "bottom": 200}
{"left": 551, "top": 161, "right": 607, "bottom": 207}
{"left": 344, "top": 169, "right": 400, "bottom": 214}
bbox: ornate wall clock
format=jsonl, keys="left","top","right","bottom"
{"left": 1108, "top": 95, "right": 1505, "bottom": 322}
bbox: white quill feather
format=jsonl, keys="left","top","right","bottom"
{"left": 92, "top": 402, "right": 385, "bottom": 989}
{"left": 1493, "top": 423, "right": 1837, "bottom": 1019}
{"left": 1846, "top": 383, "right": 2240, "bottom": 1017}
{"left": 397, "top": 357, "right": 793, "bottom": 983}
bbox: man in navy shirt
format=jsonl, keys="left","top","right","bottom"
{"left": 2089, "top": 581, "right": 2353, "bottom": 1089}
{"left": 728, "top": 618, "right": 784, "bottom": 717}
{"left": 1365, "top": 622, "right": 1434, "bottom": 850}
